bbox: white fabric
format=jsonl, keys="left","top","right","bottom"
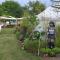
{"left": 0, "top": 25, "right": 2, "bottom": 31}
{"left": 48, "top": 27, "right": 55, "bottom": 34}
{"left": 37, "top": 6, "right": 60, "bottom": 21}
{"left": 34, "top": 24, "right": 44, "bottom": 32}
{"left": 49, "top": 29, "right": 54, "bottom": 34}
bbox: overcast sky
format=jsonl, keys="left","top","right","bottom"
{"left": 0, "top": 0, "right": 51, "bottom": 7}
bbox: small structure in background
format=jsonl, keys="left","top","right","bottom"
{"left": 0, "top": 16, "right": 24, "bottom": 28}
{"left": 0, "top": 16, "right": 17, "bottom": 27}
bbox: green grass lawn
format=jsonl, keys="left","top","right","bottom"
{"left": 0, "top": 28, "right": 41, "bottom": 60}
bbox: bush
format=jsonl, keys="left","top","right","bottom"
{"left": 40, "top": 48, "right": 60, "bottom": 57}
{"left": 40, "top": 48, "right": 51, "bottom": 54}
{"left": 16, "top": 31, "right": 20, "bottom": 39}
{"left": 24, "top": 38, "right": 39, "bottom": 53}
{"left": 52, "top": 48, "right": 60, "bottom": 54}
{"left": 56, "top": 26, "right": 60, "bottom": 47}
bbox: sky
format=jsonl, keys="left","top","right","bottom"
{"left": 0, "top": 0, "right": 52, "bottom": 7}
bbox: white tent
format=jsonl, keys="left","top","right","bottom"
{"left": 37, "top": 6, "right": 60, "bottom": 21}
{"left": 35, "top": 6, "right": 60, "bottom": 32}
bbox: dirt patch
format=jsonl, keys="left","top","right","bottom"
{"left": 42, "top": 57, "right": 60, "bottom": 60}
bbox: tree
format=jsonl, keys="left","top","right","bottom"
{"left": 2, "top": 1, "right": 23, "bottom": 17}
{"left": 0, "top": 5, "right": 3, "bottom": 16}
{"left": 19, "top": 11, "right": 38, "bottom": 42}
{"left": 27, "top": 1, "right": 45, "bottom": 15}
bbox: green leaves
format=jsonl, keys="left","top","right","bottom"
{"left": 28, "top": 1, "right": 45, "bottom": 15}
{"left": 0, "top": 0, "right": 45, "bottom": 17}
{"left": 1, "top": 1, "right": 23, "bottom": 17}
{"left": 0, "top": 5, "right": 3, "bottom": 16}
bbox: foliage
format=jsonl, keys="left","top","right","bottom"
{"left": 19, "top": 13, "right": 38, "bottom": 39}
{"left": 24, "top": 38, "right": 39, "bottom": 53}
{"left": 15, "top": 31, "right": 20, "bottom": 40}
{"left": 24, "top": 35, "right": 46, "bottom": 54}
{"left": 40, "top": 48, "right": 60, "bottom": 56}
{"left": 40, "top": 48, "right": 51, "bottom": 54}
{"left": 0, "top": 5, "right": 3, "bottom": 16}
{"left": 0, "top": 0, "right": 45, "bottom": 17}
{"left": 56, "top": 26, "right": 60, "bottom": 47}
{"left": 15, "top": 10, "right": 39, "bottom": 42}
{"left": 27, "top": 1, "right": 45, "bottom": 15}
{"left": 2, "top": 1, "right": 23, "bottom": 17}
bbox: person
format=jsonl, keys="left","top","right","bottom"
{"left": 47, "top": 21, "right": 55, "bottom": 49}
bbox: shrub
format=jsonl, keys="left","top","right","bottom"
{"left": 52, "top": 48, "right": 60, "bottom": 54}
{"left": 56, "top": 26, "right": 60, "bottom": 47}
{"left": 24, "top": 38, "right": 39, "bottom": 53}
{"left": 16, "top": 31, "right": 20, "bottom": 39}
{"left": 40, "top": 48, "right": 51, "bottom": 54}
{"left": 40, "top": 48, "right": 60, "bottom": 57}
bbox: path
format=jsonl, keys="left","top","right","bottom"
{"left": 42, "top": 56, "right": 60, "bottom": 60}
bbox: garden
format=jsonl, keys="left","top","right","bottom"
{"left": 0, "top": 28, "right": 41, "bottom": 60}
{"left": 15, "top": 12, "right": 60, "bottom": 57}
{"left": 0, "top": 0, "right": 60, "bottom": 60}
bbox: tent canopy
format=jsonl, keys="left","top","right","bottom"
{"left": 37, "top": 6, "right": 60, "bottom": 21}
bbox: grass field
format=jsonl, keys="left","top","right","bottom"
{"left": 0, "top": 28, "right": 41, "bottom": 60}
